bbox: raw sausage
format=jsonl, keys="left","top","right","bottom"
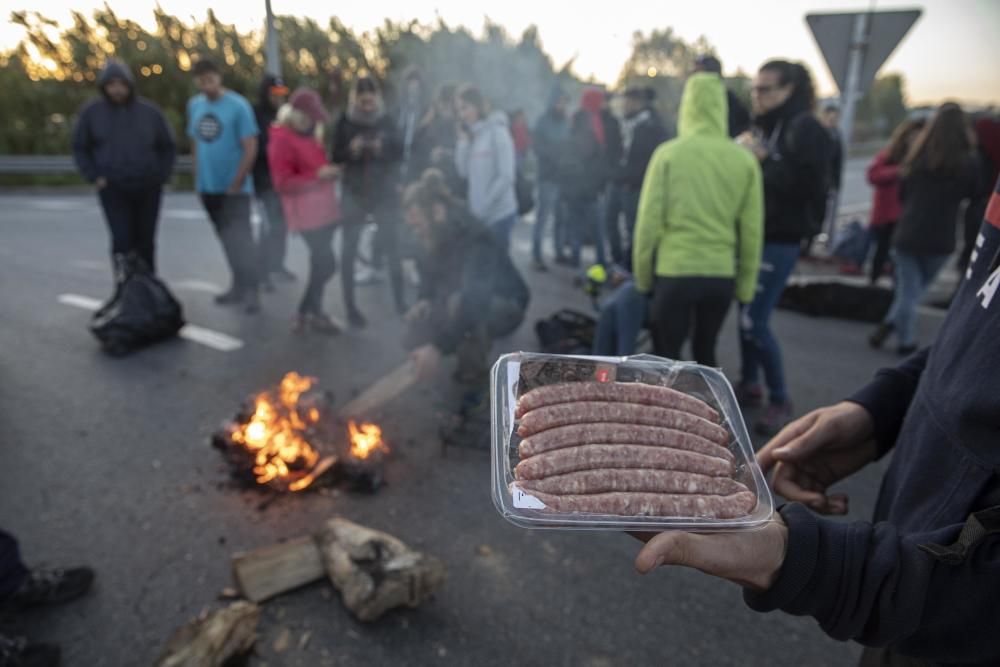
{"left": 518, "top": 469, "right": 748, "bottom": 496}
{"left": 518, "top": 423, "right": 732, "bottom": 462}
{"left": 519, "top": 489, "right": 757, "bottom": 519}
{"left": 515, "top": 382, "right": 720, "bottom": 423}
{"left": 514, "top": 444, "right": 733, "bottom": 481}
{"left": 517, "top": 402, "right": 730, "bottom": 445}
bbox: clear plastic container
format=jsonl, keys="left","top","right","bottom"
{"left": 490, "top": 353, "right": 774, "bottom": 531}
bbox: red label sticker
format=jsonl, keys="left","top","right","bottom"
{"left": 596, "top": 369, "right": 610, "bottom": 383}
{"left": 987, "top": 191, "right": 1000, "bottom": 231}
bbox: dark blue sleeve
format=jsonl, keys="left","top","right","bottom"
{"left": 847, "top": 347, "right": 929, "bottom": 457}
{"left": 744, "top": 503, "right": 1000, "bottom": 664}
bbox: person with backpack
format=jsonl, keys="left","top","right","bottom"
{"left": 869, "top": 103, "right": 981, "bottom": 355}
{"left": 331, "top": 76, "right": 405, "bottom": 327}
{"left": 865, "top": 119, "right": 926, "bottom": 284}
{"left": 632, "top": 73, "right": 763, "bottom": 367}
{"left": 72, "top": 60, "right": 176, "bottom": 274}
{"left": 531, "top": 86, "right": 571, "bottom": 271}
{"left": 737, "top": 60, "right": 831, "bottom": 436}
{"left": 454, "top": 85, "right": 519, "bottom": 253}
{"left": 267, "top": 88, "right": 343, "bottom": 335}
{"left": 562, "top": 88, "right": 613, "bottom": 270}
{"left": 253, "top": 74, "right": 294, "bottom": 289}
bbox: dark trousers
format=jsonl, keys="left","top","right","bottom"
{"left": 404, "top": 294, "right": 526, "bottom": 388}
{"left": 605, "top": 183, "right": 625, "bottom": 264}
{"left": 620, "top": 187, "right": 641, "bottom": 270}
{"left": 257, "top": 189, "right": 288, "bottom": 275}
{"left": 341, "top": 214, "right": 405, "bottom": 315}
{"left": 869, "top": 223, "right": 896, "bottom": 283}
{"left": 650, "top": 276, "right": 734, "bottom": 367}
{"left": 98, "top": 185, "right": 162, "bottom": 271}
{"left": 298, "top": 224, "right": 337, "bottom": 315}
{"left": 0, "top": 529, "right": 28, "bottom": 602}
{"left": 201, "top": 194, "right": 259, "bottom": 293}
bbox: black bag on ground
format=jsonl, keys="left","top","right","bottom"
{"left": 534, "top": 309, "right": 596, "bottom": 354}
{"left": 90, "top": 254, "right": 185, "bottom": 356}
{"left": 778, "top": 278, "right": 893, "bottom": 323}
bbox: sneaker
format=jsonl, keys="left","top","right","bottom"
{"left": 755, "top": 402, "right": 794, "bottom": 437}
{"left": 213, "top": 288, "right": 243, "bottom": 306}
{"left": 347, "top": 308, "right": 368, "bottom": 330}
{"left": 869, "top": 322, "right": 894, "bottom": 349}
{"left": 531, "top": 259, "right": 549, "bottom": 273}
{"left": 243, "top": 290, "right": 261, "bottom": 314}
{"left": 353, "top": 264, "right": 378, "bottom": 286}
{"left": 9, "top": 567, "right": 94, "bottom": 609}
{"left": 735, "top": 383, "right": 764, "bottom": 409}
{"left": 897, "top": 343, "right": 918, "bottom": 357}
{"left": 0, "top": 634, "right": 60, "bottom": 667}
{"left": 273, "top": 267, "right": 297, "bottom": 283}
{"left": 309, "top": 313, "right": 342, "bottom": 336}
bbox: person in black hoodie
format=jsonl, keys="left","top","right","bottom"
{"left": 737, "top": 60, "right": 832, "bottom": 436}
{"left": 634, "top": 178, "right": 1000, "bottom": 667}
{"left": 613, "top": 86, "right": 671, "bottom": 269}
{"left": 331, "top": 76, "right": 405, "bottom": 327}
{"left": 402, "top": 169, "right": 529, "bottom": 415}
{"left": 72, "top": 60, "right": 176, "bottom": 273}
{"left": 253, "top": 74, "right": 292, "bottom": 288}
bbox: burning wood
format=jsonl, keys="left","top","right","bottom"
{"left": 212, "top": 372, "right": 391, "bottom": 494}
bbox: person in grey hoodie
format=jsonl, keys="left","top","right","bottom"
{"left": 454, "top": 85, "right": 519, "bottom": 253}
{"left": 72, "top": 60, "right": 176, "bottom": 272}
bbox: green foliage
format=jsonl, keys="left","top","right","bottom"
{"left": 854, "top": 73, "right": 908, "bottom": 139}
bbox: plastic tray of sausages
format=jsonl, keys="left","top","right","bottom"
{"left": 490, "top": 352, "right": 774, "bottom": 531}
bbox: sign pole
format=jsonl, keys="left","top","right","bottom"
{"left": 838, "top": 11, "right": 870, "bottom": 154}
{"left": 265, "top": 0, "right": 281, "bottom": 78}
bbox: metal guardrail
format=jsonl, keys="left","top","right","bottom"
{"left": 0, "top": 155, "right": 193, "bottom": 174}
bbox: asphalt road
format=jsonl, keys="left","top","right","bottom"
{"left": 0, "top": 183, "right": 948, "bottom": 666}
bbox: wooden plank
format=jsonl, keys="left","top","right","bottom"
{"left": 230, "top": 536, "right": 324, "bottom": 603}
{"left": 335, "top": 361, "right": 418, "bottom": 419}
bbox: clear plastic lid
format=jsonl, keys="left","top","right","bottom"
{"left": 491, "top": 353, "right": 774, "bottom": 531}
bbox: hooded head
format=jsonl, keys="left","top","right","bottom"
{"left": 98, "top": 60, "right": 135, "bottom": 106}
{"left": 347, "top": 76, "right": 385, "bottom": 126}
{"left": 258, "top": 74, "right": 289, "bottom": 112}
{"left": 546, "top": 85, "right": 568, "bottom": 117}
{"left": 678, "top": 73, "right": 727, "bottom": 138}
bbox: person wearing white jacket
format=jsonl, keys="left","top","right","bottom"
{"left": 454, "top": 85, "right": 519, "bottom": 252}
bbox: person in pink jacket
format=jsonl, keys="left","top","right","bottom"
{"left": 865, "top": 119, "right": 925, "bottom": 284}
{"left": 267, "top": 88, "right": 342, "bottom": 334}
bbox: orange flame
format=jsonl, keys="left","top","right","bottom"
{"left": 348, "top": 420, "right": 388, "bottom": 460}
{"left": 230, "top": 372, "right": 323, "bottom": 491}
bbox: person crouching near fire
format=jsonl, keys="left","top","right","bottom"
{"left": 402, "top": 168, "right": 530, "bottom": 437}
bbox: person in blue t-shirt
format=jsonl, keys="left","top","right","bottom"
{"left": 187, "top": 58, "right": 261, "bottom": 313}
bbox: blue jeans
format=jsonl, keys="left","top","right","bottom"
{"left": 533, "top": 181, "right": 562, "bottom": 262}
{"left": 884, "top": 250, "right": 949, "bottom": 346}
{"left": 593, "top": 280, "right": 649, "bottom": 356}
{"left": 489, "top": 213, "right": 519, "bottom": 254}
{"left": 567, "top": 197, "right": 607, "bottom": 268}
{"left": 739, "top": 243, "right": 800, "bottom": 405}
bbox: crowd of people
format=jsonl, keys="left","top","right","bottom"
{"left": 3, "top": 34, "right": 996, "bottom": 667}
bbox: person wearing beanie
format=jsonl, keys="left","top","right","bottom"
{"left": 187, "top": 58, "right": 262, "bottom": 313}
{"left": 72, "top": 59, "right": 176, "bottom": 273}
{"left": 253, "top": 74, "right": 293, "bottom": 288}
{"left": 267, "top": 88, "right": 343, "bottom": 335}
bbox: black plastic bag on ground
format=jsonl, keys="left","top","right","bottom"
{"left": 89, "top": 254, "right": 185, "bottom": 356}
{"left": 778, "top": 278, "right": 893, "bottom": 323}
{"left": 534, "top": 309, "right": 596, "bottom": 354}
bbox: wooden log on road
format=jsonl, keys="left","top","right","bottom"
{"left": 231, "top": 536, "right": 325, "bottom": 603}
{"left": 154, "top": 600, "right": 260, "bottom": 667}
{"left": 335, "top": 361, "right": 418, "bottom": 419}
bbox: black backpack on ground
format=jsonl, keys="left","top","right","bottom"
{"left": 90, "top": 254, "right": 185, "bottom": 357}
{"left": 778, "top": 278, "right": 893, "bottom": 323}
{"left": 534, "top": 309, "right": 597, "bottom": 354}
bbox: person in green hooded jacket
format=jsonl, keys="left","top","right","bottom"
{"left": 632, "top": 72, "right": 764, "bottom": 367}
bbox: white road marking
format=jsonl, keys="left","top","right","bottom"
{"left": 58, "top": 293, "right": 244, "bottom": 352}
{"left": 173, "top": 279, "right": 222, "bottom": 293}
{"left": 163, "top": 210, "right": 206, "bottom": 220}
{"left": 31, "top": 200, "right": 85, "bottom": 211}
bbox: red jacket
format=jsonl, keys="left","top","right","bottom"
{"left": 866, "top": 149, "right": 902, "bottom": 226}
{"left": 267, "top": 125, "right": 340, "bottom": 232}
